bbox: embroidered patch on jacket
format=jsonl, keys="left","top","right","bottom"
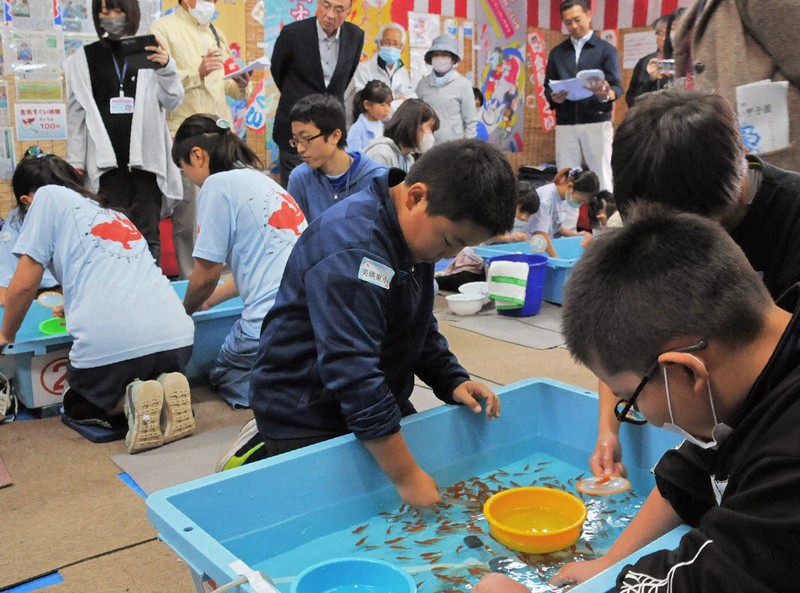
{"left": 358, "top": 257, "right": 394, "bottom": 290}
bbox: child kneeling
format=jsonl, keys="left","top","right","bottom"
{"left": 0, "top": 151, "right": 195, "bottom": 453}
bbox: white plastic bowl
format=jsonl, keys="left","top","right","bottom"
{"left": 459, "top": 281, "right": 490, "bottom": 305}
{"left": 446, "top": 293, "right": 485, "bottom": 315}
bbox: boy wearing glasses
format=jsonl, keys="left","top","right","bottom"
{"left": 286, "top": 93, "right": 385, "bottom": 221}
{"left": 477, "top": 206, "right": 800, "bottom": 592}
{"left": 271, "top": 0, "right": 364, "bottom": 188}
{"left": 234, "top": 140, "right": 516, "bottom": 507}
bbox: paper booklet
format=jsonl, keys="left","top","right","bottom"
{"left": 548, "top": 69, "right": 605, "bottom": 101}
{"left": 223, "top": 56, "right": 271, "bottom": 79}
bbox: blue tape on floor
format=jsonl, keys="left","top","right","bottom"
{"left": 4, "top": 572, "right": 63, "bottom": 592}
{"left": 118, "top": 472, "right": 148, "bottom": 499}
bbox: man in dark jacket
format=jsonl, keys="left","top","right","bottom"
{"left": 544, "top": 0, "right": 622, "bottom": 201}
{"left": 271, "top": 0, "right": 364, "bottom": 187}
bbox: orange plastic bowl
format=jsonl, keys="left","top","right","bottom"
{"left": 484, "top": 487, "right": 587, "bottom": 554}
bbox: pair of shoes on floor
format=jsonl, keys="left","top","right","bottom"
{"left": 124, "top": 372, "right": 194, "bottom": 454}
{"left": 215, "top": 418, "right": 268, "bottom": 472}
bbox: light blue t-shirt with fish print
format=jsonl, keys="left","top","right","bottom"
{"left": 14, "top": 185, "right": 194, "bottom": 368}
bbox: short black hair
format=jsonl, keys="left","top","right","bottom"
{"left": 562, "top": 204, "right": 770, "bottom": 376}
{"left": 473, "top": 87, "right": 485, "bottom": 107}
{"left": 406, "top": 139, "right": 516, "bottom": 235}
{"left": 611, "top": 85, "right": 746, "bottom": 223}
{"left": 353, "top": 80, "right": 393, "bottom": 117}
{"left": 516, "top": 181, "right": 540, "bottom": 215}
{"left": 383, "top": 98, "right": 439, "bottom": 152}
{"left": 92, "top": 0, "right": 140, "bottom": 41}
{"left": 289, "top": 94, "right": 347, "bottom": 149}
{"left": 560, "top": 0, "right": 590, "bottom": 14}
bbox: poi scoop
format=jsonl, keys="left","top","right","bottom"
{"left": 37, "top": 291, "right": 64, "bottom": 308}
{"left": 575, "top": 475, "right": 631, "bottom": 496}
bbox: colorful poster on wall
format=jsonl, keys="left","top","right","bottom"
{"left": 476, "top": 0, "right": 526, "bottom": 151}
{"left": 0, "top": 82, "right": 9, "bottom": 126}
{"left": 14, "top": 102, "right": 67, "bottom": 141}
{"left": 526, "top": 29, "right": 555, "bottom": 134}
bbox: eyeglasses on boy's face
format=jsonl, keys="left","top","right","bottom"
{"left": 288, "top": 132, "right": 325, "bottom": 149}
{"left": 614, "top": 339, "right": 708, "bottom": 425}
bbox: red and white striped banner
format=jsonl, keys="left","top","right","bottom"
{"left": 527, "top": 0, "right": 693, "bottom": 31}
{"left": 407, "top": 0, "right": 474, "bottom": 20}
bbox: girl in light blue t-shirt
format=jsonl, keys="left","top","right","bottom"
{"left": 0, "top": 149, "right": 195, "bottom": 454}
{"left": 172, "top": 115, "right": 307, "bottom": 408}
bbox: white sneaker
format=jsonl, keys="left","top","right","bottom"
{"left": 158, "top": 372, "right": 194, "bottom": 444}
{"left": 124, "top": 379, "right": 165, "bottom": 454}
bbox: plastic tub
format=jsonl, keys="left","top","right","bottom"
{"left": 292, "top": 558, "right": 416, "bottom": 593}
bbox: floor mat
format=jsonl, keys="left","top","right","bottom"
{"left": 111, "top": 423, "right": 248, "bottom": 495}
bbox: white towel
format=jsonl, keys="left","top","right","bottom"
{"left": 488, "top": 261, "right": 529, "bottom": 309}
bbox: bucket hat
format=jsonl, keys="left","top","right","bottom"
{"left": 424, "top": 35, "right": 461, "bottom": 64}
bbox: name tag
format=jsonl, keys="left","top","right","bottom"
{"left": 109, "top": 97, "right": 135, "bottom": 114}
{"left": 358, "top": 257, "right": 394, "bottom": 290}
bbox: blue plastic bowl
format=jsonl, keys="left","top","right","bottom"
{"left": 291, "top": 557, "right": 416, "bottom": 593}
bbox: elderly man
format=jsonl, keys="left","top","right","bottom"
{"left": 344, "top": 22, "right": 416, "bottom": 125}
{"left": 271, "top": 0, "right": 364, "bottom": 188}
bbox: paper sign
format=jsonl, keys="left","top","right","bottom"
{"left": 736, "top": 79, "right": 790, "bottom": 155}
{"left": 14, "top": 102, "right": 67, "bottom": 140}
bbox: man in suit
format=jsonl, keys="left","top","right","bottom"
{"left": 271, "top": 0, "right": 365, "bottom": 188}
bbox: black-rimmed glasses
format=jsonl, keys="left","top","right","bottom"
{"left": 288, "top": 132, "right": 325, "bottom": 149}
{"left": 614, "top": 339, "right": 708, "bottom": 425}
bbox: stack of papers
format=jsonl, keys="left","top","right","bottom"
{"left": 548, "top": 69, "right": 605, "bottom": 101}
{"left": 224, "top": 56, "right": 271, "bottom": 79}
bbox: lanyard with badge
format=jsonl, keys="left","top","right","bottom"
{"left": 109, "top": 53, "right": 134, "bottom": 115}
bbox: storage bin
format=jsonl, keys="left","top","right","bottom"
{"left": 146, "top": 378, "right": 689, "bottom": 593}
{"left": 0, "top": 280, "right": 243, "bottom": 409}
{"left": 474, "top": 236, "right": 584, "bottom": 304}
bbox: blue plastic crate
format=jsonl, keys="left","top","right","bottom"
{"left": 147, "top": 378, "right": 688, "bottom": 593}
{"left": 474, "top": 236, "right": 584, "bottom": 305}
{"left": 0, "top": 280, "right": 243, "bottom": 408}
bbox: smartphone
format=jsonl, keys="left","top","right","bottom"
{"left": 119, "top": 34, "right": 160, "bottom": 70}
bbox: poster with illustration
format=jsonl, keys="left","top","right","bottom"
{"left": 476, "top": 0, "right": 526, "bottom": 151}
{"left": 14, "top": 103, "right": 68, "bottom": 141}
{"left": 3, "top": 29, "right": 63, "bottom": 80}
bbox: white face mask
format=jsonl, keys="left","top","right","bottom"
{"left": 661, "top": 355, "right": 732, "bottom": 449}
{"left": 418, "top": 130, "right": 435, "bottom": 153}
{"left": 431, "top": 56, "right": 453, "bottom": 74}
{"left": 189, "top": 0, "right": 216, "bottom": 25}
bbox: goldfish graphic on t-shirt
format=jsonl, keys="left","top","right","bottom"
{"left": 90, "top": 214, "right": 143, "bottom": 249}
{"left": 269, "top": 192, "right": 306, "bottom": 236}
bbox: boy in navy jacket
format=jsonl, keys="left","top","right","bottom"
{"left": 248, "top": 139, "right": 517, "bottom": 506}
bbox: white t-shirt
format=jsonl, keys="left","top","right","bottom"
{"left": 525, "top": 183, "right": 563, "bottom": 237}
{"left": 14, "top": 185, "right": 194, "bottom": 368}
{"left": 192, "top": 168, "right": 306, "bottom": 338}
